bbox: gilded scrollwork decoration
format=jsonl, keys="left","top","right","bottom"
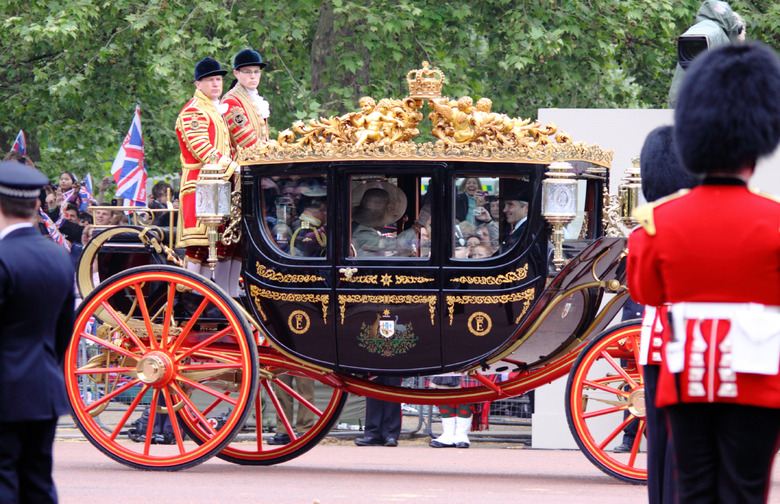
{"left": 450, "top": 264, "right": 529, "bottom": 285}
{"left": 338, "top": 294, "right": 437, "bottom": 325}
{"left": 238, "top": 62, "right": 613, "bottom": 169}
{"left": 342, "top": 274, "right": 379, "bottom": 284}
{"left": 446, "top": 288, "right": 536, "bottom": 325}
{"left": 394, "top": 275, "right": 434, "bottom": 285}
{"left": 256, "top": 263, "right": 325, "bottom": 284}
{"left": 250, "top": 285, "right": 329, "bottom": 324}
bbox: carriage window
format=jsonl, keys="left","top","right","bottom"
{"left": 350, "top": 175, "right": 430, "bottom": 258}
{"left": 261, "top": 175, "right": 327, "bottom": 257}
{"left": 453, "top": 175, "right": 531, "bottom": 259}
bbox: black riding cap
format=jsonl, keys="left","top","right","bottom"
{"left": 233, "top": 49, "right": 268, "bottom": 70}
{"left": 194, "top": 57, "right": 228, "bottom": 81}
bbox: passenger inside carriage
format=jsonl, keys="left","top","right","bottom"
{"left": 262, "top": 175, "right": 327, "bottom": 256}
{"left": 351, "top": 183, "right": 408, "bottom": 257}
{"left": 452, "top": 175, "right": 533, "bottom": 258}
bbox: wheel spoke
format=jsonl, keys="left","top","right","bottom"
{"left": 599, "top": 350, "right": 639, "bottom": 389}
{"left": 108, "top": 384, "right": 151, "bottom": 441}
{"left": 161, "top": 283, "right": 177, "bottom": 352}
{"left": 161, "top": 386, "right": 186, "bottom": 454}
{"left": 134, "top": 283, "right": 159, "bottom": 351}
{"left": 74, "top": 366, "right": 137, "bottom": 375}
{"left": 627, "top": 419, "right": 646, "bottom": 466}
{"left": 273, "top": 374, "right": 324, "bottom": 417}
{"left": 197, "top": 391, "right": 234, "bottom": 418}
{"left": 596, "top": 413, "right": 636, "bottom": 451}
{"left": 261, "top": 380, "right": 296, "bottom": 441}
{"left": 175, "top": 326, "right": 235, "bottom": 361}
{"left": 582, "top": 379, "right": 629, "bottom": 397}
{"left": 175, "top": 375, "right": 240, "bottom": 406}
{"left": 77, "top": 330, "right": 141, "bottom": 361}
{"left": 169, "top": 382, "right": 218, "bottom": 437}
{"left": 582, "top": 404, "right": 626, "bottom": 419}
{"left": 84, "top": 378, "right": 142, "bottom": 414}
{"left": 169, "top": 296, "right": 210, "bottom": 354}
{"left": 630, "top": 337, "right": 642, "bottom": 372}
{"left": 142, "top": 390, "right": 160, "bottom": 456}
{"left": 254, "top": 391, "right": 264, "bottom": 453}
{"left": 178, "top": 362, "right": 244, "bottom": 372}
{"left": 100, "top": 300, "right": 149, "bottom": 354}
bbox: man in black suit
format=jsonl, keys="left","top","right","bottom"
{"left": 0, "top": 161, "right": 74, "bottom": 503}
{"left": 501, "top": 190, "right": 530, "bottom": 250}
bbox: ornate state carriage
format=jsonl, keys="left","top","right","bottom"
{"left": 66, "top": 62, "right": 646, "bottom": 482}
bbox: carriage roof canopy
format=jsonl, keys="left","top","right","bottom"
{"left": 238, "top": 61, "right": 613, "bottom": 167}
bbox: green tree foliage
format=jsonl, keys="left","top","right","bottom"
{"left": 1, "top": 0, "right": 778, "bottom": 183}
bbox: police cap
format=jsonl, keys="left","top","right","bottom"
{"left": 0, "top": 161, "right": 49, "bottom": 199}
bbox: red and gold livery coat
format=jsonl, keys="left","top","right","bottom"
{"left": 174, "top": 89, "right": 238, "bottom": 249}
{"left": 628, "top": 181, "right": 780, "bottom": 409}
{"left": 221, "top": 85, "right": 269, "bottom": 150}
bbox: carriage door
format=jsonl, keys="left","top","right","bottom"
{"left": 334, "top": 166, "right": 442, "bottom": 375}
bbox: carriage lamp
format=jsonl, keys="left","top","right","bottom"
{"left": 618, "top": 156, "right": 642, "bottom": 228}
{"left": 542, "top": 161, "right": 578, "bottom": 271}
{"left": 195, "top": 156, "right": 232, "bottom": 274}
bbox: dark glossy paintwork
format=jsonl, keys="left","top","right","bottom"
{"left": 240, "top": 160, "right": 616, "bottom": 376}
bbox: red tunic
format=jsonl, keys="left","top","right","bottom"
{"left": 627, "top": 181, "right": 780, "bottom": 409}
{"left": 222, "top": 85, "right": 269, "bottom": 151}
{"left": 174, "top": 89, "right": 237, "bottom": 249}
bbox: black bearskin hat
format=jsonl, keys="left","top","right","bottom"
{"left": 194, "top": 57, "right": 228, "bottom": 81}
{"left": 640, "top": 126, "right": 698, "bottom": 202}
{"left": 674, "top": 43, "right": 780, "bottom": 175}
{"left": 233, "top": 49, "right": 267, "bottom": 70}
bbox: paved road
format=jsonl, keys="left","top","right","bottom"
{"left": 53, "top": 438, "right": 780, "bottom": 504}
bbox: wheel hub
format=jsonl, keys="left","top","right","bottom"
{"left": 627, "top": 387, "right": 646, "bottom": 418}
{"left": 136, "top": 352, "right": 174, "bottom": 385}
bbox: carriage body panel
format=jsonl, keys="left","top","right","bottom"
{"left": 240, "top": 157, "right": 617, "bottom": 376}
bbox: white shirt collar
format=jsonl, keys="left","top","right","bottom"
{"left": 512, "top": 216, "right": 527, "bottom": 233}
{"left": 0, "top": 222, "right": 33, "bottom": 240}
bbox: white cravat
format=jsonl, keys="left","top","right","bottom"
{"left": 244, "top": 86, "right": 270, "bottom": 119}
{"left": 213, "top": 98, "right": 228, "bottom": 115}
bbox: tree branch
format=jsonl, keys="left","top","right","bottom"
{"left": 273, "top": 47, "right": 304, "bottom": 95}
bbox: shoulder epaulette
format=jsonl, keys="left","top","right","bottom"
{"left": 631, "top": 189, "right": 690, "bottom": 236}
{"left": 748, "top": 186, "right": 780, "bottom": 205}
{"left": 748, "top": 187, "right": 780, "bottom": 234}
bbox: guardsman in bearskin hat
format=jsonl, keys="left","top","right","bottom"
{"left": 175, "top": 57, "right": 240, "bottom": 284}
{"left": 0, "top": 161, "right": 74, "bottom": 503}
{"left": 632, "top": 125, "right": 698, "bottom": 504}
{"left": 222, "top": 49, "right": 270, "bottom": 149}
{"left": 628, "top": 43, "right": 780, "bottom": 503}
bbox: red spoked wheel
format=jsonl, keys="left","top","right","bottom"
{"left": 565, "top": 321, "right": 647, "bottom": 484}
{"left": 64, "top": 265, "right": 258, "bottom": 471}
{"left": 180, "top": 347, "right": 347, "bottom": 465}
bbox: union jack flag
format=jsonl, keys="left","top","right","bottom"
{"left": 11, "top": 130, "right": 26, "bottom": 156}
{"left": 84, "top": 172, "right": 93, "bottom": 197}
{"left": 38, "top": 208, "right": 70, "bottom": 252}
{"left": 111, "top": 105, "right": 147, "bottom": 207}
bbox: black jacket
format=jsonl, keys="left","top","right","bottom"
{"left": 0, "top": 226, "right": 74, "bottom": 421}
